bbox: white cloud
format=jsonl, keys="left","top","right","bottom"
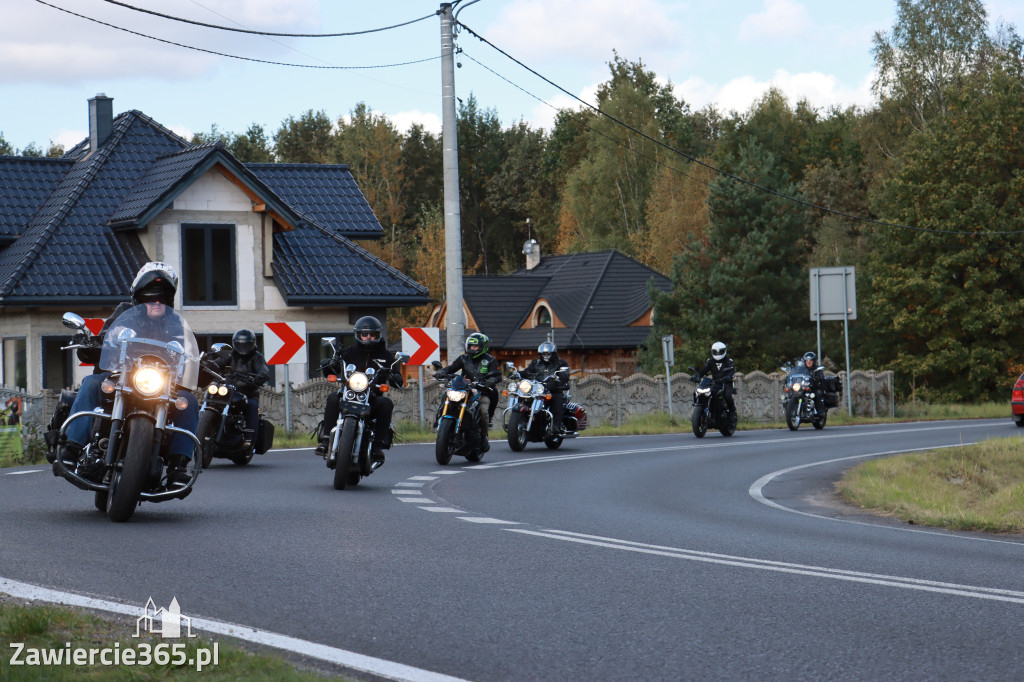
{"left": 388, "top": 110, "right": 442, "bottom": 136}
{"left": 677, "top": 69, "right": 874, "bottom": 115}
{"left": 486, "top": 0, "right": 681, "bottom": 63}
{"left": 52, "top": 128, "right": 87, "bottom": 150}
{"left": 739, "top": 0, "right": 812, "bottom": 41}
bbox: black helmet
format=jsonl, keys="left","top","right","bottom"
{"left": 711, "top": 341, "right": 727, "bottom": 361}
{"left": 803, "top": 351, "right": 816, "bottom": 366}
{"left": 131, "top": 262, "right": 177, "bottom": 306}
{"left": 353, "top": 316, "right": 383, "bottom": 347}
{"left": 232, "top": 329, "right": 257, "bottom": 357}
{"left": 538, "top": 341, "right": 556, "bottom": 362}
{"left": 466, "top": 332, "right": 489, "bottom": 359}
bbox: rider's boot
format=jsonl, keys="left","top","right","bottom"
{"left": 166, "top": 454, "right": 191, "bottom": 487}
{"left": 371, "top": 444, "right": 386, "bottom": 464}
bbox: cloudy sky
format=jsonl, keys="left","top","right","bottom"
{"left": 3, "top": 0, "right": 1023, "bottom": 151}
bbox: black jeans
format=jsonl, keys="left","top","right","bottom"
{"left": 323, "top": 392, "right": 394, "bottom": 449}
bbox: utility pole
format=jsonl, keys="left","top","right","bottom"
{"left": 440, "top": 3, "right": 465, "bottom": 363}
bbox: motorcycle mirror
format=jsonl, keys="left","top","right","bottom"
{"left": 430, "top": 360, "right": 443, "bottom": 369}
{"left": 395, "top": 352, "right": 410, "bottom": 364}
{"left": 210, "top": 343, "right": 229, "bottom": 353}
{"left": 505, "top": 361, "right": 515, "bottom": 370}
{"left": 62, "top": 312, "right": 87, "bottom": 332}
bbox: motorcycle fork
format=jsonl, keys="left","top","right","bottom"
{"left": 105, "top": 392, "right": 127, "bottom": 466}
{"left": 354, "top": 419, "right": 365, "bottom": 462}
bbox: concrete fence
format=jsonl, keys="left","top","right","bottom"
{"left": 3, "top": 370, "right": 894, "bottom": 445}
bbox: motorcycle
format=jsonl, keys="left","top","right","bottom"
{"left": 196, "top": 344, "right": 274, "bottom": 468}
{"left": 503, "top": 362, "right": 587, "bottom": 451}
{"left": 432, "top": 361, "right": 488, "bottom": 465}
{"left": 688, "top": 369, "right": 737, "bottom": 438}
{"left": 51, "top": 309, "right": 202, "bottom": 522}
{"left": 782, "top": 364, "right": 828, "bottom": 430}
{"left": 320, "top": 337, "right": 407, "bottom": 490}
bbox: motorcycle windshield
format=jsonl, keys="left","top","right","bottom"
{"left": 450, "top": 374, "right": 470, "bottom": 391}
{"left": 98, "top": 305, "right": 201, "bottom": 390}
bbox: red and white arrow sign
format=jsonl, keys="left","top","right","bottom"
{"left": 401, "top": 327, "right": 440, "bottom": 366}
{"left": 264, "top": 321, "right": 307, "bottom": 365}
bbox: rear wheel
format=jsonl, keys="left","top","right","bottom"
{"left": 786, "top": 399, "right": 800, "bottom": 431}
{"left": 719, "top": 407, "right": 737, "bottom": 437}
{"left": 197, "top": 410, "right": 217, "bottom": 468}
{"left": 691, "top": 405, "right": 707, "bottom": 438}
{"left": 543, "top": 435, "right": 563, "bottom": 449}
{"left": 230, "top": 448, "right": 254, "bottom": 465}
{"left": 333, "top": 418, "right": 357, "bottom": 490}
{"left": 813, "top": 410, "right": 827, "bottom": 430}
{"left": 435, "top": 419, "right": 455, "bottom": 465}
{"left": 507, "top": 412, "right": 528, "bottom": 452}
{"left": 107, "top": 416, "right": 153, "bottom": 522}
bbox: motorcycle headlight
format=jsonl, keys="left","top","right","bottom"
{"left": 792, "top": 382, "right": 802, "bottom": 391}
{"left": 508, "top": 382, "right": 517, "bottom": 392}
{"left": 697, "top": 387, "right": 711, "bottom": 395}
{"left": 348, "top": 372, "right": 369, "bottom": 392}
{"left": 207, "top": 384, "right": 218, "bottom": 395}
{"left": 218, "top": 385, "right": 229, "bottom": 396}
{"left": 533, "top": 384, "right": 545, "bottom": 396}
{"left": 518, "top": 380, "right": 533, "bottom": 394}
{"left": 133, "top": 367, "right": 166, "bottom": 396}
{"left": 446, "top": 389, "right": 467, "bottom": 402}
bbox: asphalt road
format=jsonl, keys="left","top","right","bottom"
{"left": 2, "top": 419, "right": 1023, "bottom": 681}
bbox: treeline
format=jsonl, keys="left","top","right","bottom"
{"left": 5, "top": 0, "right": 1023, "bottom": 402}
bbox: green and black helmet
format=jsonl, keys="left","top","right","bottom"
{"left": 466, "top": 332, "right": 489, "bottom": 359}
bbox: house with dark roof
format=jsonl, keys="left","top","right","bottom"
{"left": 0, "top": 95, "right": 428, "bottom": 393}
{"left": 426, "top": 241, "right": 671, "bottom": 376}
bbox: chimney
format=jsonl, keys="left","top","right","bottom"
{"left": 523, "top": 239, "right": 541, "bottom": 270}
{"left": 89, "top": 94, "right": 113, "bottom": 151}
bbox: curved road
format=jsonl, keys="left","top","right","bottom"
{"left": 2, "top": 419, "right": 1023, "bottom": 681}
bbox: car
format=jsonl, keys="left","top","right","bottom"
{"left": 1013, "top": 372, "right": 1024, "bottom": 427}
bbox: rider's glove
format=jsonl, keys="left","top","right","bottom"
{"left": 434, "top": 371, "right": 447, "bottom": 380}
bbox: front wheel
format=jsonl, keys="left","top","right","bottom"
{"left": 786, "top": 399, "right": 800, "bottom": 431}
{"left": 197, "top": 410, "right": 217, "bottom": 468}
{"left": 107, "top": 416, "right": 153, "bottom": 522}
{"left": 230, "top": 448, "right": 254, "bottom": 465}
{"left": 691, "top": 405, "right": 708, "bottom": 438}
{"left": 333, "top": 418, "right": 357, "bottom": 490}
{"left": 543, "top": 435, "right": 563, "bottom": 449}
{"left": 435, "top": 419, "right": 455, "bottom": 465}
{"left": 507, "top": 411, "right": 528, "bottom": 452}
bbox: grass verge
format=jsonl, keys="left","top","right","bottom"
{"left": 836, "top": 435, "right": 1024, "bottom": 534}
{"left": 0, "top": 599, "right": 348, "bottom": 680}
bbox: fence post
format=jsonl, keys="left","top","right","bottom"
{"left": 614, "top": 376, "right": 622, "bottom": 427}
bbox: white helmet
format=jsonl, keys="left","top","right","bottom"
{"left": 711, "top": 341, "right": 727, "bottom": 361}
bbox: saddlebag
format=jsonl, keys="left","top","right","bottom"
{"left": 44, "top": 389, "right": 77, "bottom": 447}
{"left": 823, "top": 375, "right": 843, "bottom": 393}
{"left": 565, "top": 402, "right": 588, "bottom": 431}
{"left": 823, "top": 392, "right": 840, "bottom": 409}
{"left": 254, "top": 418, "right": 274, "bottom": 455}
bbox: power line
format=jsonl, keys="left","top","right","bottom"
{"left": 457, "top": 20, "right": 1024, "bottom": 237}
{"left": 35, "top": 0, "right": 439, "bottom": 70}
{"left": 100, "top": 0, "right": 436, "bottom": 37}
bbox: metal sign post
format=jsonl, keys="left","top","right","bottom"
{"left": 809, "top": 267, "right": 856, "bottom": 416}
{"left": 662, "top": 335, "right": 675, "bottom": 418}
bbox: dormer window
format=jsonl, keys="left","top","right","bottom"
{"left": 535, "top": 305, "right": 552, "bottom": 328}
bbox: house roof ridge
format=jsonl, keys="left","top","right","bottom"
{"left": 247, "top": 161, "right": 352, "bottom": 171}
{"left": 0, "top": 114, "right": 134, "bottom": 297}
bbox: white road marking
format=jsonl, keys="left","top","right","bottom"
{"left": 407, "top": 476, "right": 439, "bottom": 481}
{"left": 457, "top": 517, "right": 518, "bottom": 524}
{"left": 0, "top": 577, "right": 469, "bottom": 682}
{"left": 394, "top": 482, "right": 425, "bottom": 487}
{"left": 748, "top": 443, "right": 1024, "bottom": 546}
{"left": 397, "top": 497, "right": 433, "bottom": 503}
{"left": 420, "top": 507, "right": 462, "bottom": 513}
{"left": 430, "top": 471, "right": 463, "bottom": 475}
{"left": 392, "top": 489, "right": 427, "bottom": 495}
{"left": 4, "top": 469, "right": 43, "bottom": 476}
{"left": 507, "top": 528, "right": 1024, "bottom": 604}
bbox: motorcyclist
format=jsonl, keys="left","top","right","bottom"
{"left": 521, "top": 341, "right": 571, "bottom": 434}
{"left": 203, "top": 329, "right": 270, "bottom": 446}
{"left": 52, "top": 262, "right": 199, "bottom": 486}
{"left": 802, "top": 351, "right": 825, "bottom": 413}
{"left": 317, "top": 316, "right": 402, "bottom": 464}
{"left": 691, "top": 341, "right": 736, "bottom": 415}
{"left": 434, "top": 332, "right": 501, "bottom": 452}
